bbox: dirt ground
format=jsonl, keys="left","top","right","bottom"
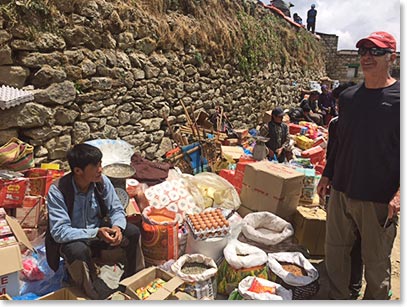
{"left": 310, "top": 219, "right": 401, "bottom": 300}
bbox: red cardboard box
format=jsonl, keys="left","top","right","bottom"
{"left": 288, "top": 123, "right": 303, "bottom": 135}
{"left": 0, "top": 178, "right": 28, "bottom": 208}
{"left": 26, "top": 168, "right": 64, "bottom": 197}
{"left": 301, "top": 146, "right": 325, "bottom": 165}
{"left": 16, "top": 196, "right": 43, "bottom": 228}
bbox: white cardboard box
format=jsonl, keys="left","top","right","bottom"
{"left": 0, "top": 215, "right": 33, "bottom": 297}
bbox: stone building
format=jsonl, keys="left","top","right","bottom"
{"left": 318, "top": 32, "right": 400, "bottom": 83}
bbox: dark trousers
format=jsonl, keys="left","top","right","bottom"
{"left": 349, "top": 231, "right": 363, "bottom": 294}
{"left": 307, "top": 22, "right": 315, "bottom": 33}
{"left": 60, "top": 223, "right": 140, "bottom": 279}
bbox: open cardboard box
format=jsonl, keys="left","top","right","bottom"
{"left": 37, "top": 287, "right": 88, "bottom": 300}
{"left": 120, "top": 267, "right": 193, "bottom": 300}
{"left": 0, "top": 294, "right": 12, "bottom": 300}
{"left": 0, "top": 214, "right": 33, "bottom": 297}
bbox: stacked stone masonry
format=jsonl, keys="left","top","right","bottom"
{"left": 0, "top": 0, "right": 326, "bottom": 165}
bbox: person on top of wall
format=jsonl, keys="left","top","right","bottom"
{"left": 271, "top": 0, "right": 294, "bottom": 18}
{"left": 46, "top": 143, "right": 144, "bottom": 299}
{"left": 307, "top": 4, "right": 317, "bottom": 34}
{"left": 265, "top": 107, "right": 293, "bottom": 163}
{"left": 293, "top": 13, "right": 303, "bottom": 25}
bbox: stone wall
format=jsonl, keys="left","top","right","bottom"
{"left": 0, "top": 0, "right": 326, "bottom": 165}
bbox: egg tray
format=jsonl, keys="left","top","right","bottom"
{"left": 185, "top": 209, "right": 230, "bottom": 240}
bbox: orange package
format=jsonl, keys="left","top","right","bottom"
{"left": 248, "top": 278, "right": 276, "bottom": 295}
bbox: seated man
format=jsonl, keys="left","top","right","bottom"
{"left": 46, "top": 143, "right": 143, "bottom": 299}
{"left": 300, "top": 92, "right": 323, "bottom": 125}
{"left": 266, "top": 107, "right": 293, "bottom": 163}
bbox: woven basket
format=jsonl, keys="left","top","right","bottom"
{"left": 270, "top": 273, "right": 319, "bottom": 300}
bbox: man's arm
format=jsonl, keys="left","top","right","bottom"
{"left": 317, "top": 119, "right": 339, "bottom": 198}
{"left": 47, "top": 185, "right": 98, "bottom": 243}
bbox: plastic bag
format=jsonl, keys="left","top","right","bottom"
{"left": 238, "top": 276, "right": 292, "bottom": 300}
{"left": 183, "top": 172, "right": 241, "bottom": 210}
{"left": 85, "top": 139, "right": 134, "bottom": 167}
{"left": 223, "top": 239, "right": 267, "bottom": 269}
{"left": 19, "top": 237, "right": 65, "bottom": 296}
{"left": 241, "top": 211, "right": 294, "bottom": 246}
{"left": 20, "top": 255, "right": 45, "bottom": 281}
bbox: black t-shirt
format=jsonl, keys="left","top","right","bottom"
{"left": 323, "top": 81, "right": 400, "bottom": 204}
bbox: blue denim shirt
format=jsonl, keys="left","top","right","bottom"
{"left": 47, "top": 174, "right": 126, "bottom": 244}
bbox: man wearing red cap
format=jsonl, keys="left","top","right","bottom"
{"left": 317, "top": 31, "right": 399, "bottom": 300}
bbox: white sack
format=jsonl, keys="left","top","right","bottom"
{"left": 171, "top": 253, "right": 218, "bottom": 283}
{"left": 223, "top": 239, "right": 267, "bottom": 269}
{"left": 241, "top": 211, "right": 294, "bottom": 245}
{"left": 267, "top": 252, "right": 319, "bottom": 286}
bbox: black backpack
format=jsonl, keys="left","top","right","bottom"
{"left": 45, "top": 173, "right": 107, "bottom": 272}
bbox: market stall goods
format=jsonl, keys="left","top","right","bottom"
{"left": 186, "top": 209, "right": 230, "bottom": 240}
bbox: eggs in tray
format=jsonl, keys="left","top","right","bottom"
{"left": 186, "top": 209, "right": 230, "bottom": 240}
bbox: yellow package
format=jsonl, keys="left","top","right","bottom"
{"left": 135, "top": 287, "right": 150, "bottom": 300}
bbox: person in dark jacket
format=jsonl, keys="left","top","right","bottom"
{"left": 327, "top": 81, "right": 361, "bottom": 299}
{"left": 47, "top": 143, "right": 143, "bottom": 299}
{"left": 317, "top": 31, "right": 400, "bottom": 300}
{"left": 266, "top": 107, "right": 293, "bottom": 163}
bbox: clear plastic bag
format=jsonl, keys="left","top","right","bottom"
{"left": 183, "top": 172, "right": 241, "bottom": 210}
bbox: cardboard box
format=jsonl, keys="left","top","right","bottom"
{"left": 37, "top": 287, "right": 88, "bottom": 300}
{"left": 106, "top": 291, "right": 133, "bottom": 300}
{"left": 23, "top": 226, "right": 46, "bottom": 242}
{"left": 240, "top": 161, "right": 304, "bottom": 219}
{"left": 0, "top": 294, "right": 12, "bottom": 300}
{"left": 126, "top": 198, "right": 141, "bottom": 226}
{"left": 221, "top": 145, "right": 244, "bottom": 161}
{"left": 0, "top": 178, "right": 28, "bottom": 208}
{"left": 26, "top": 168, "right": 64, "bottom": 197}
{"left": 120, "top": 267, "right": 185, "bottom": 300}
{"left": 237, "top": 204, "right": 255, "bottom": 218}
{"left": 15, "top": 195, "right": 43, "bottom": 228}
{"left": 292, "top": 206, "right": 326, "bottom": 256}
{"left": 0, "top": 215, "right": 33, "bottom": 297}
{"left": 233, "top": 128, "right": 249, "bottom": 140}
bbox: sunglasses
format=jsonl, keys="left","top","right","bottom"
{"left": 358, "top": 47, "right": 393, "bottom": 56}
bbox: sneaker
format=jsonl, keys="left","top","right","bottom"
{"left": 349, "top": 289, "right": 361, "bottom": 300}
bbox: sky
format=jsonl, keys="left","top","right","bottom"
{"left": 261, "top": 0, "right": 401, "bottom": 51}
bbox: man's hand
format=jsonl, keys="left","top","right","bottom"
{"left": 110, "top": 225, "right": 123, "bottom": 247}
{"left": 317, "top": 176, "right": 331, "bottom": 199}
{"left": 276, "top": 148, "right": 283, "bottom": 156}
{"left": 388, "top": 190, "right": 400, "bottom": 219}
{"left": 97, "top": 227, "right": 116, "bottom": 244}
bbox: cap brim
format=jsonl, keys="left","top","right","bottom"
{"left": 356, "top": 38, "right": 388, "bottom": 49}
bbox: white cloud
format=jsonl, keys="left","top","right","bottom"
{"left": 260, "top": 0, "right": 400, "bottom": 50}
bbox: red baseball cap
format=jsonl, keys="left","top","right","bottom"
{"left": 356, "top": 31, "right": 396, "bottom": 51}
